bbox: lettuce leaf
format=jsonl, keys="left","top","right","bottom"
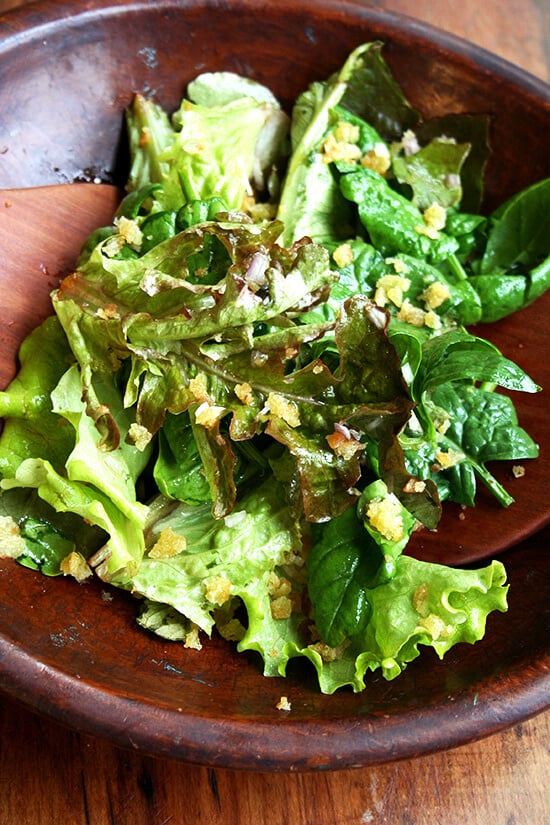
{"left": 126, "top": 76, "right": 288, "bottom": 213}
{"left": 241, "top": 535, "right": 508, "bottom": 694}
{"left": 121, "top": 475, "right": 508, "bottom": 695}
{"left": 1, "top": 42, "right": 535, "bottom": 697}
{"left": 1, "top": 363, "right": 151, "bottom": 579}
{"left": 0, "top": 317, "right": 76, "bottom": 477}
{"left": 125, "top": 475, "right": 302, "bottom": 633}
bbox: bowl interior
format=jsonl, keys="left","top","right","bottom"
{"left": 0, "top": 0, "right": 549, "bottom": 770}
{"left": 1, "top": 0, "right": 548, "bottom": 199}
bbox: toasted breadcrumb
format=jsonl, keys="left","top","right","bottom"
{"left": 360, "top": 142, "right": 391, "bottom": 175}
{"left": 414, "top": 222, "right": 440, "bottom": 240}
{"left": 189, "top": 372, "right": 209, "bottom": 402}
{"left": 434, "top": 415, "right": 451, "bottom": 435}
{"left": 128, "top": 422, "right": 154, "bottom": 451}
{"left": 60, "top": 551, "right": 92, "bottom": 582}
{"left": 270, "top": 595, "right": 293, "bottom": 620}
{"left": 366, "top": 494, "right": 404, "bottom": 542}
{"left": 322, "top": 132, "right": 362, "bottom": 164}
{"left": 114, "top": 215, "right": 143, "bottom": 249}
{"left": 194, "top": 401, "right": 226, "bottom": 429}
{"left": 0, "top": 516, "right": 26, "bottom": 559}
{"left": 308, "top": 640, "right": 349, "bottom": 662}
{"left": 234, "top": 382, "right": 254, "bottom": 404}
{"left": 265, "top": 392, "right": 301, "bottom": 428}
{"left": 421, "top": 281, "right": 451, "bottom": 310}
{"left": 184, "top": 624, "right": 202, "bottom": 650}
{"left": 267, "top": 572, "right": 292, "bottom": 598}
{"left": 95, "top": 303, "right": 120, "bottom": 321}
{"left": 423, "top": 202, "right": 447, "bottom": 232}
{"left": 397, "top": 299, "right": 426, "bottom": 327}
{"left": 374, "top": 274, "right": 411, "bottom": 309}
{"left": 149, "top": 527, "right": 187, "bottom": 559}
{"left": 326, "top": 428, "right": 363, "bottom": 459}
{"left": 334, "top": 120, "right": 360, "bottom": 144}
{"left": 403, "top": 478, "right": 426, "bottom": 494}
{"left": 385, "top": 256, "right": 410, "bottom": 275}
{"left": 333, "top": 243, "right": 354, "bottom": 268}
{"left": 435, "top": 449, "right": 464, "bottom": 469}
{"left": 276, "top": 696, "right": 292, "bottom": 711}
{"left": 424, "top": 310, "right": 442, "bottom": 330}
{"left": 205, "top": 575, "right": 232, "bottom": 606}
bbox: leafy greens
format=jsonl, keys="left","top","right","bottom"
{"left": 1, "top": 42, "right": 546, "bottom": 694}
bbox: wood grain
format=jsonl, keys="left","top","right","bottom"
{"left": 382, "top": 0, "right": 549, "bottom": 81}
{"left": 0, "top": 695, "right": 548, "bottom": 825}
{"left": 0, "top": 0, "right": 548, "bottom": 823}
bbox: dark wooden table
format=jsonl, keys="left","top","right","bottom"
{"left": 0, "top": 1, "right": 548, "bottom": 823}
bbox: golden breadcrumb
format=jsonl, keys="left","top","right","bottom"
{"left": 366, "top": 494, "right": 404, "bottom": 542}
{"left": 60, "top": 551, "right": 92, "bottom": 582}
{"left": 333, "top": 243, "right": 354, "bottom": 268}
{"left": 205, "top": 575, "right": 232, "bottom": 606}
{"left": 148, "top": 527, "right": 187, "bottom": 559}
{"left": 265, "top": 392, "right": 301, "bottom": 428}
{"left": 276, "top": 696, "right": 292, "bottom": 711}
{"left": 0, "top": 516, "right": 26, "bottom": 559}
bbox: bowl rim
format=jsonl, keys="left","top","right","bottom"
{"left": 0, "top": 0, "right": 548, "bottom": 95}
{"left": 1, "top": 601, "right": 549, "bottom": 770}
{"left": 0, "top": 0, "right": 549, "bottom": 772}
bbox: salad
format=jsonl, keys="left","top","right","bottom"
{"left": 1, "top": 43, "right": 548, "bottom": 694}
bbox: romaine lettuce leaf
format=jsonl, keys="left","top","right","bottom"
{"left": 126, "top": 78, "right": 287, "bottom": 214}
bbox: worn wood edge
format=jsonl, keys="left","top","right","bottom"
{"left": 1, "top": 626, "right": 548, "bottom": 772}
{"left": 1, "top": 0, "right": 549, "bottom": 93}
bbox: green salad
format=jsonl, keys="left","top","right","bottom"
{"left": 1, "top": 43, "right": 548, "bottom": 694}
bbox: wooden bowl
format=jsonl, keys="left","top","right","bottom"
{"left": 0, "top": 0, "right": 549, "bottom": 771}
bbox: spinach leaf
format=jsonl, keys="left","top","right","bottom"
{"left": 468, "top": 262, "right": 550, "bottom": 323}
{"left": 307, "top": 507, "right": 380, "bottom": 647}
{"left": 412, "top": 329, "right": 539, "bottom": 402}
{"left": 464, "top": 178, "right": 550, "bottom": 321}
{"left": 415, "top": 114, "right": 490, "bottom": 212}
{"left": 481, "top": 177, "right": 550, "bottom": 273}
{"left": 391, "top": 137, "right": 471, "bottom": 210}
{"left": 427, "top": 383, "right": 539, "bottom": 506}
{"left": 338, "top": 41, "right": 420, "bottom": 140}
{"left": 339, "top": 166, "right": 459, "bottom": 263}
{"left": 154, "top": 412, "right": 212, "bottom": 504}
{"left": 401, "top": 330, "right": 539, "bottom": 506}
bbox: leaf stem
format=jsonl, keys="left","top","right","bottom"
{"left": 447, "top": 253, "right": 468, "bottom": 281}
{"left": 472, "top": 461, "right": 515, "bottom": 507}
